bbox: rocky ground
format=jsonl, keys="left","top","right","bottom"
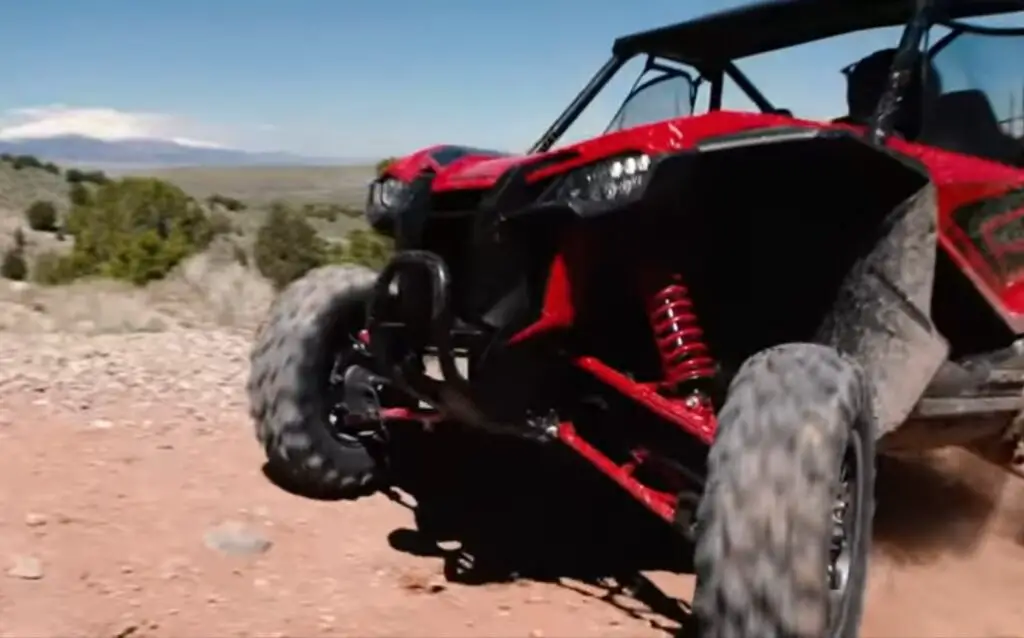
{"left": 2, "top": 282, "right": 1024, "bottom": 636}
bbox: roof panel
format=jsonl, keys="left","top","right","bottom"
{"left": 613, "top": 0, "right": 1023, "bottom": 63}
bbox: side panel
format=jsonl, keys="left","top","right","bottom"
{"left": 817, "top": 184, "right": 950, "bottom": 436}
{"left": 938, "top": 183, "right": 1024, "bottom": 333}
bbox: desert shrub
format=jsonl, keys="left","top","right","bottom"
{"left": 31, "top": 250, "right": 77, "bottom": 285}
{"left": 335, "top": 228, "right": 393, "bottom": 271}
{"left": 207, "top": 193, "right": 246, "bottom": 212}
{"left": 254, "top": 203, "right": 328, "bottom": 289}
{"left": 208, "top": 210, "right": 235, "bottom": 236}
{"left": 42, "top": 162, "right": 61, "bottom": 176}
{"left": 1, "top": 246, "right": 27, "bottom": 281}
{"left": 60, "top": 177, "right": 214, "bottom": 285}
{"left": 65, "top": 168, "right": 110, "bottom": 185}
{"left": 13, "top": 227, "right": 26, "bottom": 250}
{"left": 25, "top": 200, "right": 59, "bottom": 231}
{"left": 232, "top": 243, "right": 249, "bottom": 267}
{"left": 68, "top": 182, "right": 91, "bottom": 206}
{"left": 9, "top": 154, "right": 44, "bottom": 171}
{"left": 301, "top": 202, "right": 339, "bottom": 223}
{"left": 375, "top": 156, "right": 397, "bottom": 176}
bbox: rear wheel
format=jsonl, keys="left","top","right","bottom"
{"left": 692, "top": 343, "right": 875, "bottom": 638}
{"left": 247, "top": 265, "right": 383, "bottom": 499}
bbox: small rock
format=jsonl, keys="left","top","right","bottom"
{"left": 397, "top": 569, "right": 446, "bottom": 594}
{"left": 7, "top": 554, "right": 44, "bottom": 580}
{"left": 24, "top": 512, "right": 47, "bottom": 527}
{"left": 529, "top": 630, "right": 545, "bottom": 638}
{"left": 203, "top": 520, "right": 272, "bottom": 556}
{"left": 89, "top": 418, "right": 114, "bottom": 430}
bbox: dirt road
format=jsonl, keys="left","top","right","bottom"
{"left": 2, "top": 329, "right": 1024, "bottom": 637}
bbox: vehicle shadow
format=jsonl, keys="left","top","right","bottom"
{"left": 384, "top": 427, "right": 695, "bottom": 635}
{"left": 264, "top": 426, "right": 695, "bottom": 635}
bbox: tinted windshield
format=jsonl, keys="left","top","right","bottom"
{"left": 605, "top": 68, "right": 697, "bottom": 133}
{"left": 918, "top": 14, "right": 1024, "bottom": 166}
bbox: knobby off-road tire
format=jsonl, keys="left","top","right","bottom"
{"left": 247, "top": 264, "right": 381, "bottom": 499}
{"left": 692, "top": 343, "right": 876, "bottom": 638}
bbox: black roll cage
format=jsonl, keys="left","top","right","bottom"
{"left": 528, "top": 0, "right": 1024, "bottom": 155}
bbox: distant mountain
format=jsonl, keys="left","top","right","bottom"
{"left": 0, "top": 134, "right": 344, "bottom": 168}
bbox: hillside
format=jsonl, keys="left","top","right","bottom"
{"left": 0, "top": 160, "right": 68, "bottom": 217}
{"left": 0, "top": 134, "right": 342, "bottom": 168}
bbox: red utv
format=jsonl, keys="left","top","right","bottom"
{"left": 247, "top": 1, "right": 1024, "bottom": 636}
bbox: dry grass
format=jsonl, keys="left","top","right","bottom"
{"left": 123, "top": 164, "right": 376, "bottom": 208}
{"left": 0, "top": 239, "right": 275, "bottom": 335}
{"left": 0, "top": 162, "right": 68, "bottom": 215}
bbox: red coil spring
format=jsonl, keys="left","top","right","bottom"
{"left": 645, "top": 275, "right": 716, "bottom": 387}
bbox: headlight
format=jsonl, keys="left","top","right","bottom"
{"left": 551, "top": 152, "right": 653, "bottom": 203}
{"left": 370, "top": 178, "right": 408, "bottom": 209}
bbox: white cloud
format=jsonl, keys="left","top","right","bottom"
{"left": 0, "top": 105, "right": 227, "bottom": 149}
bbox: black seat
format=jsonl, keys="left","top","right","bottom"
{"left": 919, "top": 89, "right": 1022, "bottom": 165}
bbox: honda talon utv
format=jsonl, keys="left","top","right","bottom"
{"left": 247, "top": 0, "right": 1024, "bottom": 636}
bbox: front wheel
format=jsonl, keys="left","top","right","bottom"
{"left": 692, "top": 343, "right": 876, "bottom": 638}
{"left": 247, "top": 265, "right": 383, "bottom": 499}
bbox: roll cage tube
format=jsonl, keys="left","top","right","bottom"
{"left": 868, "top": 0, "right": 932, "bottom": 144}
{"left": 529, "top": 55, "right": 626, "bottom": 154}
{"left": 928, "top": 16, "right": 1024, "bottom": 56}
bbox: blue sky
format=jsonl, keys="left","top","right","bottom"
{"left": 0, "top": 0, "right": 1021, "bottom": 159}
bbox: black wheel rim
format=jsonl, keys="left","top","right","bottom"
{"left": 325, "top": 336, "right": 385, "bottom": 447}
{"left": 827, "top": 430, "right": 865, "bottom": 634}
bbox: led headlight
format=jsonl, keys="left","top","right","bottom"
{"left": 552, "top": 152, "right": 653, "bottom": 204}
{"left": 371, "top": 177, "right": 408, "bottom": 209}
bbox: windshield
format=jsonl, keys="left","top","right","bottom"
{"left": 605, "top": 68, "right": 698, "bottom": 133}
{"left": 917, "top": 14, "right": 1024, "bottom": 165}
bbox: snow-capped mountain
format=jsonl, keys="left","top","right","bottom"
{"left": 0, "top": 134, "right": 339, "bottom": 168}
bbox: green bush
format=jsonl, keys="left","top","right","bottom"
{"left": 10, "top": 154, "right": 44, "bottom": 171}
{"left": 375, "top": 156, "right": 398, "bottom": 176}
{"left": 65, "top": 168, "right": 110, "bottom": 185}
{"left": 25, "top": 200, "right": 59, "bottom": 232}
{"left": 60, "top": 177, "right": 214, "bottom": 285}
{"left": 42, "top": 162, "right": 61, "bottom": 176}
{"left": 335, "top": 228, "right": 393, "bottom": 271}
{"left": 1, "top": 247, "right": 27, "bottom": 281}
{"left": 68, "top": 182, "right": 91, "bottom": 206}
{"left": 254, "top": 203, "right": 328, "bottom": 289}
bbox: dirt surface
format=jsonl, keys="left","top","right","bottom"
{"left": 3, "top": 329, "right": 1024, "bottom": 637}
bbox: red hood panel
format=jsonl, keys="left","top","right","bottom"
{"left": 412, "top": 111, "right": 827, "bottom": 192}
{"left": 393, "top": 110, "right": 1024, "bottom": 194}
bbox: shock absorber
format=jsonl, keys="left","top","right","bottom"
{"left": 642, "top": 272, "right": 717, "bottom": 396}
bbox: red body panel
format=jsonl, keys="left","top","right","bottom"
{"left": 393, "top": 110, "right": 1024, "bottom": 333}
